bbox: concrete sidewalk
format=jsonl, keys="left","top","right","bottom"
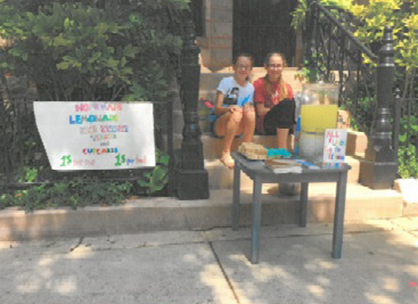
{"left": 1, "top": 217, "right": 418, "bottom": 304}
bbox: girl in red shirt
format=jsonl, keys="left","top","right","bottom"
{"left": 253, "top": 52, "right": 295, "bottom": 150}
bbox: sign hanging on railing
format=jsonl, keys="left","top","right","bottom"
{"left": 34, "top": 101, "right": 156, "bottom": 170}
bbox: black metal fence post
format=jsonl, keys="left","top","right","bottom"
{"left": 176, "top": 20, "right": 209, "bottom": 200}
{"left": 393, "top": 87, "right": 402, "bottom": 158}
{"left": 304, "top": 0, "right": 318, "bottom": 81}
{"left": 360, "top": 27, "right": 398, "bottom": 189}
{"left": 0, "top": 90, "right": 7, "bottom": 183}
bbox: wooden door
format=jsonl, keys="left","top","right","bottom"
{"left": 233, "top": 0, "right": 297, "bottom": 66}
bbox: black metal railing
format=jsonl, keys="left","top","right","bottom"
{"left": 393, "top": 91, "right": 418, "bottom": 157}
{"left": 304, "top": 0, "right": 398, "bottom": 188}
{"left": 304, "top": 1, "right": 378, "bottom": 133}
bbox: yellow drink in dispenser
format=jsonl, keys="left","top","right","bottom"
{"left": 301, "top": 104, "right": 338, "bottom": 133}
{"left": 298, "top": 83, "right": 340, "bottom": 161}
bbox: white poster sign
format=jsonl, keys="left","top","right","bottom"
{"left": 34, "top": 102, "right": 156, "bottom": 170}
{"left": 322, "top": 129, "right": 347, "bottom": 163}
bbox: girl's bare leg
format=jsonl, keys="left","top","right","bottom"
{"left": 216, "top": 111, "right": 243, "bottom": 168}
{"left": 239, "top": 108, "right": 256, "bottom": 142}
{"left": 276, "top": 128, "right": 289, "bottom": 149}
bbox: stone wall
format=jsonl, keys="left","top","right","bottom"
{"left": 197, "top": 0, "right": 233, "bottom": 71}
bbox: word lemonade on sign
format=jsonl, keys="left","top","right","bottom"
{"left": 34, "top": 101, "right": 156, "bottom": 170}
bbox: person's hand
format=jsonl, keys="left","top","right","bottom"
{"left": 229, "top": 105, "right": 242, "bottom": 113}
{"left": 243, "top": 103, "right": 255, "bottom": 113}
{"left": 259, "top": 107, "right": 269, "bottom": 116}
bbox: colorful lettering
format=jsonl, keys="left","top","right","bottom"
{"left": 85, "top": 160, "right": 95, "bottom": 166}
{"left": 69, "top": 114, "right": 118, "bottom": 125}
{"left": 60, "top": 155, "right": 72, "bottom": 167}
{"left": 100, "top": 125, "right": 128, "bottom": 133}
{"left": 115, "top": 154, "right": 126, "bottom": 166}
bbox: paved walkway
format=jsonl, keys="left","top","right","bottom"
{"left": 1, "top": 217, "right": 418, "bottom": 304}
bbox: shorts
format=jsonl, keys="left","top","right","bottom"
{"left": 262, "top": 98, "right": 296, "bottom": 135}
{"left": 211, "top": 113, "right": 224, "bottom": 138}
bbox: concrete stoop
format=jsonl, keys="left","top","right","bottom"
{"left": 394, "top": 178, "right": 418, "bottom": 217}
{"left": 0, "top": 185, "right": 404, "bottom": 242}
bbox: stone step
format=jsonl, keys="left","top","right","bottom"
{"left": 173, "top": 134, "right": 278, "bottom": 158}
{"left": 173, "top": 127, "right": 366, "bottom": 183}
{"left": 0, "top": 186, "right": 404, "bottom": 241}
{"left": 198, "top": 132, "right": 361, "bottom": 159}
{"left": 201, "top": 134, "right": 278, "bottom": 159}
{"left": 347, "top": 130, "right": 368, "bottom": 156}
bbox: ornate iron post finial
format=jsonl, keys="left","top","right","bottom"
{"left": 360, "top": 27, "right": 398, "bottom": 189}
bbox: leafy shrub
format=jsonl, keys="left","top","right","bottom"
{"left": 0, "top": 0, "right": 187, "bottom": 198}
{"left": 0, "top": 176, "right": 133, "bottom": 212}
{"left": 138, "top": 149, "right": 170, "bottom": 195}
{"left": 398, "top": 144, "right": 418, "bottom": 178}
{"left": 0, "top": 0, "right": 188, "bottom": 101}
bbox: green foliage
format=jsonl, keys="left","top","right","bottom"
{"left": 0, "top": 0, "right": 185, "bottom": 199}
{"left": 398, "top": 144, "right": 418, "bottom": 178}
{"left": 345, "top": 97, "right": 376, "bottom": 133}
{"left": 0, "top": 176, "right": 133, "bottom": 212}
{"left": 294, "top": 60, "right": 323, "bottom": 83}
{"left": 18, "top": 167, "right": 41, "bottom": 183}
{"left": 291, "top": 0, "right": 352, "bottom": 30}
{"left": 399, "top": 115, "right": 418, "bottom": 144}
{"left": 348, "top": 0, "right": 418, "bottom": 178}
{"left": 291, "top": 0, "right": 310, "bottom": 30}
{"left": 397, "top": 114, "right": 418, "bottom": 178}
{"left": 138, "top": 149, "right": 170, "bottom": 195}
{"left": 0, "top": 0, "right": 189, "bottom": 101}
{"left": 349, "top": 0, "right": 418, "bottom": 98}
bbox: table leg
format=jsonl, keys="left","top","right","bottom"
{"left": 232, "top": 159, "right": 241, "bottom": 230}
{"left": 251, "top": 177, "right": 262, "bottom": 264}
{"left": 332, "top": 171, "right": 348, "bottom": 258}
{"left": 299, "top": 182, "right": 309, "bottom": 227}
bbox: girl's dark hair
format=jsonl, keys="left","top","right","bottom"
{"left": 233, "top": 53, "right": 254, "bottom": 66}
{"left": 233, "top": 53, "right": 254, "bottom": 82}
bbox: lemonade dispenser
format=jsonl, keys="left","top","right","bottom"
{"left": 298, "top": 83, "right": 339, "bottom": 161}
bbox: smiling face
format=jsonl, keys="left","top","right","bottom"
{"left": 265, "top": 54, "right": 284, "bottom": 82}
{"left": 233, "top": 56, "right": 253, "bottom": 83}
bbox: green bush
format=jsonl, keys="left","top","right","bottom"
{"left": 0, "top": 0, "right": 189, "bottom": 101}
{"left": 398, "top": 144, "right": 418, "bottom": 179}
{"left": 0, "top": 177, "right": 133, "bottom": 212}
{"left": 0, "top": 0, "right": 188, "bottom": 204}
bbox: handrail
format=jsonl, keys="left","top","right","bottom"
{"left": 311, "top": 1, "right": 378, "bottom": 63}
{"left": 306, "top": 1, "right": 399, "bottom": 188}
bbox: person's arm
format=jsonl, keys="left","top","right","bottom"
{"left": 255, "top": 102, "right": 269, "bottom": 116}
{"left": 287, "top": 83, "right": 294, "bottom": 99}
{"left": 214, "top": 91, "right": 240, "bottom": 115}
{"left": 253, "top": 79, "right": 269, "bottom": 116}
